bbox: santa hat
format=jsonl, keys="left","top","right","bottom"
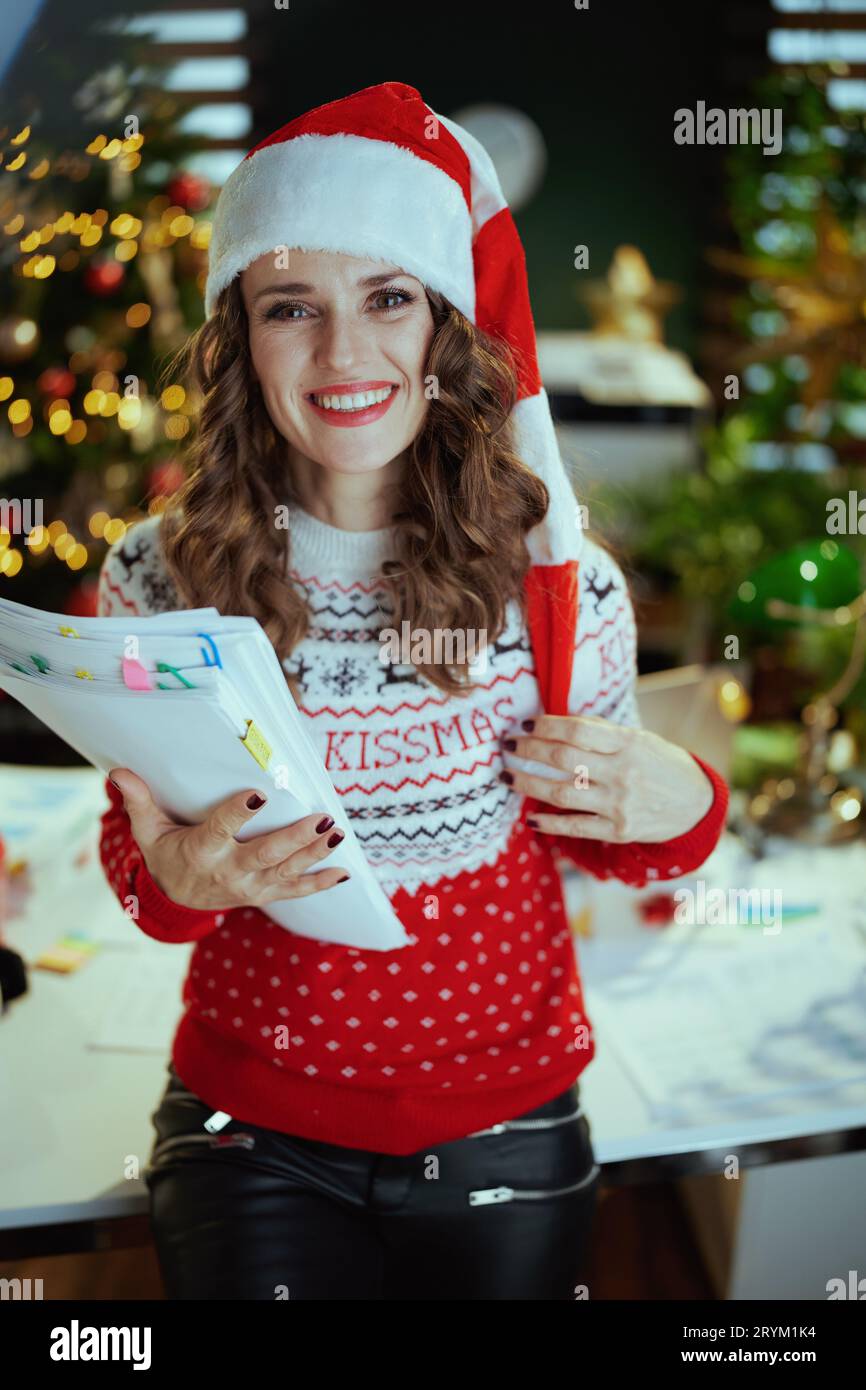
{"left": 204, "top": 80, "right": 583, "bottom": 715}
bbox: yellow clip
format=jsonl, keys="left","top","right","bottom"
{"left": 241, "top": 719, "right": 271, "bottom": 771}
{"left": 75, "top": 668, "right": 94, "bottom": 680}
{"left": 59, "top": 625, "right": 80, "bottom": 637}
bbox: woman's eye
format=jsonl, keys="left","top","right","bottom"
{"left": 263, "top": 301, "right": 308, "bottom": 321}
{"left": 373, "top": 289, "right": 414, "bottom": 311}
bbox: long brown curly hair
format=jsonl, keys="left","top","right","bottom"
{"left": 158, "top": 277, "right": 550, "bottom": 696}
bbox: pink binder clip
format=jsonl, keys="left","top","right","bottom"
{"left": 122, "top": 658, "right": 153, "bottom": 691}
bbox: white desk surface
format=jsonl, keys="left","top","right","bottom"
{"left": 2, "top": 767, "right": 865, "bottom": 1233}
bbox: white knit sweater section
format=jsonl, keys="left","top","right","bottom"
{"left": 97, "top": 506, "right": 641, "bottom": 898}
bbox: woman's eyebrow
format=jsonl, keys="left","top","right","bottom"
{"left": 357, "top": 268, "right": 410, "bottom": 287}
{"left": 253, "top": 268, "right": 411, "bottom": 302}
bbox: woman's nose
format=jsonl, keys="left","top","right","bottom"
{"left": 314, "top": 313, "right": 367, "bottom": 373}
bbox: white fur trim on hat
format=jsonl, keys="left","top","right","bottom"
{"left": 205, "top": 132, "right": 476, "bottom": 319}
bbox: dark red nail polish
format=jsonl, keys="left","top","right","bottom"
{"left": 337, "top": 875, "right": 349, "bottom": 884}
{"left": 503, "top": 738, "right": 516, "bottom": 751}
{"left": 527, "top": 817, "right": 539, "bottom": 828}
{"left": 522, "top": 719, "right": 535, "bottom": 732}
{"left": 316, "top": 816, "right": 334, "bottom": 834}
{"left": 246, "top": 793, "right": 266, "bottom": 810}
{"left": 499, "top": 770, "right": 514, "bottom": 785}
{"left": 327, "top": 830, "right": 344, "bottom": 848}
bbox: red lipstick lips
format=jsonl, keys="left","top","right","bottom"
{"left": 305, "top": 382, "right": 398, "bottom": 428}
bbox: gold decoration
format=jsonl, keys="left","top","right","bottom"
{"left": 538, "top": 245, "right": 709, "bottom": 406}
{"left": 580, "top": 246, "right": 680, "bottom": 344}
{"left": 708, "top": 204, "right": 866, "bottom": 409}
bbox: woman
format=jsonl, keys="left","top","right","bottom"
{"left": 98, "top": 81, "right": 728, "bottom": 1300}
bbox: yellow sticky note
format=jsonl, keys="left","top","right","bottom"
{"left": 34, "top": 936, "right": 99, "bottom": 974}
{"left": 240, "top": 719, "right": 272, "bottom": 771}
{"left": 569, "top": 906, "right": 594, "bottom": 939}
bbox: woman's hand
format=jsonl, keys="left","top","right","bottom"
{"left": 500, "top": 715, "right": 715, "bottom": 843}
{"left": 109, "top": 768, "right": 349, "bottom": 911}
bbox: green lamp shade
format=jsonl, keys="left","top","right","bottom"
{"left": 729, "top": 539, "right": 862, "bottom": 632}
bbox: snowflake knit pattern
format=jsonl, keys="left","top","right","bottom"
{"left": 97, "top": 507, "right": 728, "bottom": 1154}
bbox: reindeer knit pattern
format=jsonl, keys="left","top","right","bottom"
{"left": 97, "top": 506, "right": 728, "bottom": 1153}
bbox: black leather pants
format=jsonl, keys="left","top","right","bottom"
{"left": 144, "top": 1063, "right": 601, "bottom": 1300}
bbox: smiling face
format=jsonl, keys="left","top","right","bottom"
{"left": 240, "top": 249, "right": 435, "bottom": 480}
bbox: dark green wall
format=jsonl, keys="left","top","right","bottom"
{"left": 253, "top": 0, "right": 737, "bottom": 356}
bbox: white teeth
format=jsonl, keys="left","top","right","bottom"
{"left": 312, "top": 386, "right": 393, "bottom": 411}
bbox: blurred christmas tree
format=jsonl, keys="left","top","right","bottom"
{"left": 603, "top": 69, "right": 866, "bottom": 720}
{"left": 0, "top": 1, "right": 213, "bottom": 614}
{"left": 709, "top": 68, "right": 866, "bottom": 454}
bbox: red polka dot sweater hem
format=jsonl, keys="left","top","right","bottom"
{"left": 97, "top": 507, "right": 729, "bottom": 1155}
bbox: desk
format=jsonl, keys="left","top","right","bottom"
{"left": 571, "top": 848, "right": 866, "bottom": 1299}
{"left": 2, "top": 767, "right": 865, "bottom": 1299}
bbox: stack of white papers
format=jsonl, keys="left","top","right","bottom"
{"left": 0, "top": 596, "right": 409, "bottom": 951}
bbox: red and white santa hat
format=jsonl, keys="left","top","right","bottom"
{"left": 205, "top": 80, "right": 583, "bottom": 715}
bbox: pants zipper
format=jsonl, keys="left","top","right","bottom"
{"left": 466, "top": 1105, "right": 582, "bottom": 1138}
{"left": 468, "top": 1162, "right": 601, "bottom": 1207}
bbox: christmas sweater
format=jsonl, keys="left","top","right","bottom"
{"left": 96, "top": 506, "right": 728, "bottom": 1154}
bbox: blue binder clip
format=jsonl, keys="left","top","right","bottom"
{"left": 197, "top": 632, "right": 223, "bottom": 669}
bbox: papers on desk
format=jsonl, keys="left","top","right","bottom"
{"left": 88, "top": 949, "right": 190, "bottom": 1053}
{"left": 0, "top": 763, "right": 103, "bottom": 872}
{"left": 577, "top": 841, "right": 866, "bottom": 1127}
{"left": 0, "top": 596, "right": 408, "bottom": 952}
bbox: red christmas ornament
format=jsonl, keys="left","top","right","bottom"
{"left": 84, "top": 260, "right": 125, "bottom": 296}
{"left": 37, "top": 366, "right": 77, "bottom": 398}
{"left": 149, "top": 457, "right": 185, "bottom": 498}
{"left": 167, "top": 171, "right": 211, "bottom": 212}
{"left": 63, "top": 575, "right": 99, "bottom": 618}
{"left": 638, "top": 892, "right": 678, "bottom": 928}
